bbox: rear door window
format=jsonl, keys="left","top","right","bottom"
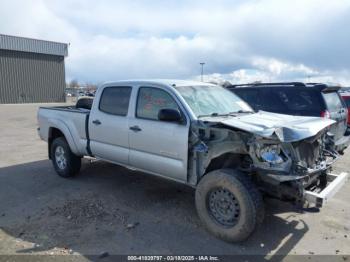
{"left": 99, "top": 86, "right": 132, "bottom": 116}
{"left": 259, "top": 89, "right": 286, "bottom": 113}
{"left": 259, "top": 87, "right": 323, "bottom": 116}
{"left": 323, "top": 92, "right": 343, "bottom": 112}
{"left": 232, "top": 88, "right": 260, "bottom": 111}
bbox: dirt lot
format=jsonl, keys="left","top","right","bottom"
{"left": 0, "top": 103, "right": 349, "bottom": 260}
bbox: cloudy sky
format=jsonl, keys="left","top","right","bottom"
{"left": 1, "top": 0, "right": 350, "bottom": 85}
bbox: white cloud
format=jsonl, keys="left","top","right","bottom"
{"left": 252, "top": 58, "right": 317, "bottom": 77}
{"left": 202, "top": 59, "right": 350, "bottom": 86}
{"left": 0, "top": 0, "right": 350, "bottom": 85}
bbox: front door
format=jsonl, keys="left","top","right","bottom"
{"left": 128, "top": 86, "right": 189, "bottom": 182}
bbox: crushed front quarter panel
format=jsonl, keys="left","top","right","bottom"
{"left": 201, "top": 111, "right": 335, "bottom": 142}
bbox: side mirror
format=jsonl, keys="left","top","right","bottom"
{"left": 158, "top": 108, "right": 182, "bottom": 123}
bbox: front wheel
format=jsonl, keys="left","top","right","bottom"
{"left": 51, "top": 137, "right": 81, "bottom": 178}
{"left": 195, "top": 169, "right": 264, "bottom": 242}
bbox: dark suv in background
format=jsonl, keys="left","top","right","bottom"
{"left": 227, "top": 82, "right": 349, "bottom": 153}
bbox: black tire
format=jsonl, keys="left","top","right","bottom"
{"left": 195, "top": 169, "right": 264, "bottom": 242}
{"left": 51, "top": 137, "right": 81, "bottom": 178}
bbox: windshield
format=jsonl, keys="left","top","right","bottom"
{"left": 174, "top": 85, "right": 253, "bottom": 117}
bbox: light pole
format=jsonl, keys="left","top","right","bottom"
{"left": 200, "top": 62, "right": 205, "bottom": 82}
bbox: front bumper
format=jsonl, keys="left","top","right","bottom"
{"left": 255, "top": 149, "right": 342, "bottom": 204}
{"left": 304, "top": 172, "right": 348, "bottom": 208}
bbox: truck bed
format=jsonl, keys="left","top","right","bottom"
{"left": 37, "top": 106, "right": 91, "bottom": 157}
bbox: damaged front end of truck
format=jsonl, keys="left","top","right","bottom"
{"left": 188, "top": 111, "right": 347, "bottom": 207}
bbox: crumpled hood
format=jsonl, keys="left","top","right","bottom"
{"left": 201, "top": 111, "right": 335, "bottom": 142}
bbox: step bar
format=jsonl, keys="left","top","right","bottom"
{"left": 304, "top": 172, "right": 348, "bottom": 208}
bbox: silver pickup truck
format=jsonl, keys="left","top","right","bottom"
{"left": 38, "top": 80, "right": 348, "bottom": 242}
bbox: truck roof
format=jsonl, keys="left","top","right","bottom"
{"left": 100, "top": 79, "right": 215, "bottom": 88}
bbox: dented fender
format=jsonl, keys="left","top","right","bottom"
{"left": 200, "top": 111, "right": 335, "bottom": 142}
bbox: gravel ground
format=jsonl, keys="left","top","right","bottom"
{"left": 0, "top": 103, "right": 349, "bottom": 260}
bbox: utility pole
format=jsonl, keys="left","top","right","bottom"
{"left": 200, "top": 62, "right": 205, "bottom": 82}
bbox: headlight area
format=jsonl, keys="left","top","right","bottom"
{"left": 249, "top": 140, "right": 292, "bottom": 172}
{"left": 259, "top": 145, "right": 284, "bottom": 164}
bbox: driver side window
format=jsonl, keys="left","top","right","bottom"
{"left": 136, "top": 87, "right": 179, "bottom": 120}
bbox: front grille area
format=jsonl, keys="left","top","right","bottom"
{"left": 294, "top": 140, "right": 320, "bottom": 168}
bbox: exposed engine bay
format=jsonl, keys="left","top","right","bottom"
{"left": 188, "top": 112, "right": 339, "bottom": 204}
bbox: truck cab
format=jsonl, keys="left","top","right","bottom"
{"left": 89, "top": 81, "right": 191, "bottom": 182}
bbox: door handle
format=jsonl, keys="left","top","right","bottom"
{"left": 129, "top": 125, "right": 142, "bottom": 132}
{"left": 92, "top": 119, "right": 101, "bottom": 125}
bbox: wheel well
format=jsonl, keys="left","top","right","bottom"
{"left": 48, "top": 128, "right": 65, "bottom": 159}
{"left": 205, "top": 153, "right": 251, "bottom": 175}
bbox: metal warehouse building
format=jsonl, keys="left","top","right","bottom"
{"left": 0, "top": 34, "right": 68, "bottom": 104}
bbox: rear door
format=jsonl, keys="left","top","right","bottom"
{"left": 89, "top": 86, "right": 132, "bottom": 165}
{"left": 322, "top": 91, "right": 347, "bottom": 140}
{"left": 128, "top": 86, "right": 189, "bottom": 182}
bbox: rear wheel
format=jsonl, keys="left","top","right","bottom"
{"left": 195, "top": 169, "right": 264, "bottom": 242}
{"left": 51, "top": 137, "right": 81, "bottom": 178}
